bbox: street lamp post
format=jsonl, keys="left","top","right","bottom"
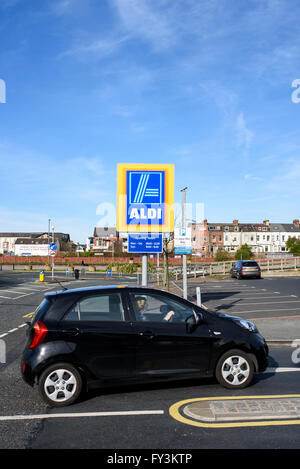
{"left": 181, "top": 187, "right": 188, "bottom": 299}
{"left": 51, "top": 225, "right": 55, "bottom": 280}
{"left": 48, "top": 219, "right": 51, "bottom": 264}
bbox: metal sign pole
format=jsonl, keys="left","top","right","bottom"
{"left": 181, "top": 187, "right": 188, "bottom": 299}
{"left": 142, "top": 254, "right": 148, "bottom": 287}
{"left": 51, "top": 226, "right": 55, "bottom": 281}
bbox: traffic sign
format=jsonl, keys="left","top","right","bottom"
{"left": 128, "top": 233, "right": 163, "bottom": 253}
{"left": 117, "top": 164, "right": 174, "bottom": 233}
{"left": 49, "top": 250, "right": 57, "bottom": 257}
{"left": 107, "top": 269, "right": 112, "bottom": 276}
{"left": 49, "top": 243, "right": 57, "bottom": 251}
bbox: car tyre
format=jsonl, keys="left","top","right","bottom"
{"left": 215, "top": 349, "right": 254, "bottom": 389}
{"left": 38, "top": 363, "right": 82, "bottom": 407}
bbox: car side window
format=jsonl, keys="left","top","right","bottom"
{"left": 129, "top": 292, "right": 195, "bottom": 324}
{"left": 63, "top": 293, "right": 125, "bottom": 322}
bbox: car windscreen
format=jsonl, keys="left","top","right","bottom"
{"left": 242, "top": 261, "right": 258, "bottom": 266}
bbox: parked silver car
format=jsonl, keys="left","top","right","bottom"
{"left": 230, "top": 260, "right": 261, "bottom": 279}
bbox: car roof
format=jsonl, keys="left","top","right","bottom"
{"left": 44, "top": 285, "right": 164, "bottom": 298}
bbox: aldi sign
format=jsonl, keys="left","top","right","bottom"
{"left": 117, "top": 164, "right": 174, "bottom": 233}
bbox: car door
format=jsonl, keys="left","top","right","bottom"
{"left": 126, "top": 289, "right": 214, "bottom": 379}
{"left": 58, "top": 290, "right": 136, "bottom": 381}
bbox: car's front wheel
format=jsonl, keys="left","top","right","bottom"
{"left": 38, "top": 363, "right": 83, "bottom": 407}
{"left": 215, "top": 350, "right": 254, "bottom": 389}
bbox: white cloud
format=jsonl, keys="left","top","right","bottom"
{"left": 111, "top": 0, "right": 177, "bottom": 50}
{"left": 60, "top": 35, "right": 129, "bottom": 60}
{"left": 236, "top": 113, "right": 254, "bottom": 157}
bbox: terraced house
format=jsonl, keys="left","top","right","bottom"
{"left": 190, "top": 219, "right": 300, "bottom": 256}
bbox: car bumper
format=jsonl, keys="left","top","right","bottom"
{"left": 241, "top": 271, "right": 261, "bottom": 277}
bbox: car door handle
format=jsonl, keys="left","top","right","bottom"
{"left": 139, "top": 331, "right": 155, "bottom": 339}
{"left": 62, "top": 328, "right": 80, "bottom": 336}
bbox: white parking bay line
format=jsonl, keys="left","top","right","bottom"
{"left": 263, "top": 368, "right": 300, "bottom": 374}
{"left": 0, "top": 410, "right": 164, "bottom": 422}
{"left": 229, "top": 300, "right": 300, "bottom": 306}
{"left": 229, "top": 308, "right": 300, "bottom": 314}
{"left": 0, "top": 289, "right": 30, "bottom": 295}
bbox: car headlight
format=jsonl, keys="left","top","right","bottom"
{"left": 235, "top": 319, "right": 257, "bottom": 332}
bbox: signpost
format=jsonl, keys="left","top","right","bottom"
{"left": 49, "top": 237, "right": 56, "bottom": 280}
{"left": 117, "top": 164, "right": 174, "bottom": 286}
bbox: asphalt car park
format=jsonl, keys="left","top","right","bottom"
{"left": 0, "top": 272, "right": 300, "bottom": 450}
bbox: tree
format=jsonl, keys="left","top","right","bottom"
{"left": 286, "top": 237, "right": 300, "bottom": 256}
{"left": 162, "top": 233, "right": 174, "bottom": 290}
{"left": 214, "top": 248, "right": 232, "bottom": 262}
{"left": 235, "top": 244, "right": 253, "bottom": 260}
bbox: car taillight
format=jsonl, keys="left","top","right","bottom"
{"left": 30, "top": 321, "right": 48, "bottom": 349}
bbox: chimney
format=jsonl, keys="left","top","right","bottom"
{"left": 293, "top": 219, "right": 300, "bottom": 227}
{"left": 233, "top": 219, "right": 239, "bottom": 226}
{"left": 263, "top": 220, "right": 270, "bottom": 226}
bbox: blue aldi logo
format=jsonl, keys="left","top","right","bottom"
{"left": 127, "top": 170, "right": 165, "bottom": 226}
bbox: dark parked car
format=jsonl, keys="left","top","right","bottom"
{"left": 21, "top": 286, "right": 268, "bottom": 407}
{"left": 230, "top": 260, "right": 261, "bottom": 279}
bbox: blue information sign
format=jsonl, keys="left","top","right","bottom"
{"left": 128, "top": 233, "right": 163, "bottom": 253}
{"left": 49, "top": 243, "right": 57, "bottom": 251}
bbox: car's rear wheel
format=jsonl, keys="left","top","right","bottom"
{"left": 38, "top": 363, "right": 82, "bottom": 407}
{"left": 215, "top": 350, "right": 254, "bottom": 389}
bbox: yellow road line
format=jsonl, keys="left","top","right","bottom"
{"left": 23, "top": 312, "right": 34, "bottom": 318}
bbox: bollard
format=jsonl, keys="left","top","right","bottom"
{"left": 196, "top": 286, "right": 201, "bottom": 306}
{"left": 39, "top": 270, "right": 45, "bottom": 282}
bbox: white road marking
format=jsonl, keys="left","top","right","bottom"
{"left": 0, "top": 410, "right": 165, "bottom": 422}
{"left": 264, "top": 367, "right": 300, "bottom": 373}
{"left": 206, "top": 295, "right": 293, "bottom": 300}
{"left": 228, "top": 301, "right": 300, "bottom": 306}
{"left": 229, "top": 308, "right": 300, "bottom": 314}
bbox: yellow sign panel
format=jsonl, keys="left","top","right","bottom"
{"left": 117, "top": 163, "right": 174, "bottom": 233}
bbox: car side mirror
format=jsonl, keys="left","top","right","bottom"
{"left": 185, "top": 313, "right": 201, "bottom": 333}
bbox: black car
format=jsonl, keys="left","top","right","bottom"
{"left": 230, "top": 260, "right": 261, "bottom": 279}
{"left": 21, "top": 286, "right": 268, "bottom": 407}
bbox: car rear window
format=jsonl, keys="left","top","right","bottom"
{"left": 31, "top": 298, "right": 52, "bottom": 324}
{"left": 242, "top": 261, "right": 258, "bottom": 266}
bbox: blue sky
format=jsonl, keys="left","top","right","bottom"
{"left": 0, "top": 0, "right": 300, "bottom": 242}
